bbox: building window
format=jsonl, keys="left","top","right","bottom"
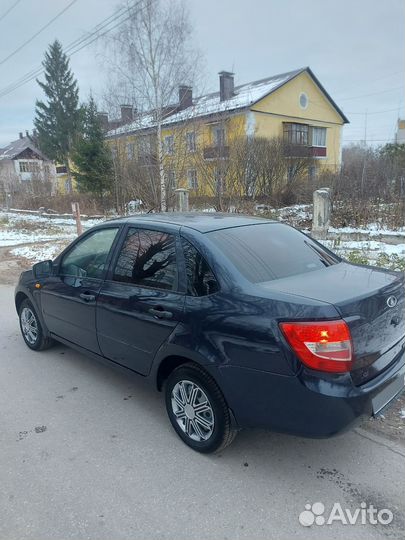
{"left": 19, "top": 161, "right": 29, "bottom": 172}
{"left": 56, "top": 165, "right": 67, "bottom": 174}
{"left": 186, "top": 131, "right": 196, "bottom": 152}
{"left": 283, "top": 123, "right": 309, "bottom": 145}
{"left": 212, "top": 125, "right": 225, "bottom": 147}
{"left": 126, "top": 142, "right": 135, "bottom": 160}
{"left": 187, "top": 169, "right": 198, "bottom": 190}
{"left": 138, "top": 136, "right": 151, "bottom": 157}
{"left": 19, "top": 161, "right": 40, "bottom": 173}
{"left": 299, "top": 92, "right": 309, "bottom": 109}
{"left": 166, "top": 170, "right": 176, "bottom": 190}
{"left": 163, "top": 135, "right": 174, "bottom": 155}
{"left": 214, "top": 168, "right": 225, "bottom": 194}
{"left": 311, "top": 127, "right": 327, "bottom": 147}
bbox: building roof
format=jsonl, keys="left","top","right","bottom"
{"left": 98, "top": 212, "right": 276, "bottom": 233}
{"left": 106, "top": 67, "right": 349, "bottom": 138}
{"left": 0, "top": 136, "right": 49, "bottom": 161}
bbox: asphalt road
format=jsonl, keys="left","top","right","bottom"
{"left": 0, "top": 284, "right": 404, "bottom": 540}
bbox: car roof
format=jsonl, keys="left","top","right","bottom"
{"left": 102, "top": 212, "right": 277, "bottom": 233}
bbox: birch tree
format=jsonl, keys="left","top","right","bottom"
{"left": 102, "top": 0, "right": 202, "bottom": 211}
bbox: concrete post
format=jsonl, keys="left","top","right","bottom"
{"left": 175, "top": 188, "right": 189, "bottom": 212}
{"left": 312, "top": 188, "right": 331, "bottom": 239}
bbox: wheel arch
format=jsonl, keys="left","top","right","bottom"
{"left": 15, "top": 291, "right": 29, "bottom": 312}
{"left": 156, "top": 355, "right": 196, "bottom": 391}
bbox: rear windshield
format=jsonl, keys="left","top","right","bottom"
{"left": 208, "top": 223, "right": 340, "bottom": 283}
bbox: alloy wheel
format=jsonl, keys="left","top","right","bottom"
{"left": 20, "top": 307, "right": 38, "bottom": 345}
{"left": 171, "top": 380, "right": 215, "bottom": 441}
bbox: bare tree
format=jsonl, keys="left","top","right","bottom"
{"left": 100, "top": 0, "right": 202, "bottom": 211}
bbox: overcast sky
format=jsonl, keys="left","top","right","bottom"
{"left": 0, "top": 0, "right": 403, "bottom": 148}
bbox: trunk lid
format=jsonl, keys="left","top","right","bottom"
{"left": 259, "top": 263, "right": 405, "bottom": 384}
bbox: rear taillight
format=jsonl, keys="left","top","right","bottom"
{"left": 279, "top": 320, "right": 353, "bottom": 373}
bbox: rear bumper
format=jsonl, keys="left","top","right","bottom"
{"left": 217, "top": 350, "right": 405, "bottom": 437}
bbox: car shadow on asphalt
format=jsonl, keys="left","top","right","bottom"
{"left": 43, "top": 341, "right": 363, "bottom": 465}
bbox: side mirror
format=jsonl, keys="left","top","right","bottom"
{"left": 33, "top": 260, "right": 53, "bottom": 279}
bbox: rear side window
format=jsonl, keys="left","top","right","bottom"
{"left": 208, "top": 223, "right": 339, "bottom": 283}
{"left": 113, "top": 228, "right": 177, "bottom": 290}
{"left": 181, "top": 238, "right": 219, "bottom": 296}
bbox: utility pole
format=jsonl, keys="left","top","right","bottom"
{"left": 363, "top": 109, "right": 368, "bottom": 145}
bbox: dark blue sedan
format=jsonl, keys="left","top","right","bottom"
{"left": 15, "top": 214, "right": 405, "bottom": 452}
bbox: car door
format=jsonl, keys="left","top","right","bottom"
{"left": 40, "top": 226, "right": 120, "bottom": 353}
{"left": 96, "top": 226, "right": 185, "bottom": 375}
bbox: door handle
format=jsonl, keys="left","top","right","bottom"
{"left": 148, "top": 307, "right": 173, "bottom": 319}
{"left": 79, "top": 292, "right": 96, "bottom": 302}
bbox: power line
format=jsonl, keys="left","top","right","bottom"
{"left": 343, "top": 139, "right": 393, "bottom": 142}
{"left": 335, "top": 70, "right": 403, "bottom": 97}
{"left": 344, "top": 107, "right": 403, "bottom": 115}
{"left": 0, "top": 0, "right": 78, "bottom": 67}
{"left": 0, "top": 0, "right": 21, "bottom": 23}
{"left": 338, "top": 85, "right": 404, "bottom": 101}
{"left": 0, "top": 4, "right": 131, "bottom": 96}
{"left": 0, "top": 1, "right": 142, "bottom": 99}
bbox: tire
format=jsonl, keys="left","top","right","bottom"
{"left": 165, "top": 362, "right": 237, "bottom": 453}
{"left": 18, "top": 299, "right": 54, "bottom": 351}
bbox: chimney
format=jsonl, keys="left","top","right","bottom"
{"left": 25, "top": 130, "right": 29, "bottom": 137}
{"left": 178, "top": 85, "right": 192, "bottom": 110}
{"left": 97, "top": 112, "right": 109, "bottom": 132}
{"left": 120, "top": 104, "right": 134, "bottom": 124}
{"left": 219, "top": 71, "right": 234, "bottom": 102}
{"left": 19, "top": 132, "right": 23, "bottom": 139}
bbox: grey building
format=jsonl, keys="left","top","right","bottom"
{"left": 0, "top": 133, "right": 57, "bottom": 204}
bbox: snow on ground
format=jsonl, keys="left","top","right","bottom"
{"left": 10, "top": 242, "right": 69, "bottom": 263}
{"left": 1, "top": 208, "right": 404, "bottom": 269}
{"left": 0, "top": 211, "right": 104, "bottom": 247}
{"left": 321, "top": 239, "right": 405, "bottom": 257}
{"left": 329, "top": 225, "right": 405, "bottom": 237}
{"left": 0, "top": 231, "right": 69, "bottom": 247}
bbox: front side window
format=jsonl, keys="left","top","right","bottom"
{"left": 182, "top": 238, "right": 219, "bottom": 296}
{"left": 113, "top": 228, "right": 177, "bottom": 290}
{"left": 60, "top": 228, "right": 119, "bottom": 279}
{"left": 208, "top": 223, "right": 339, "bottom": 283}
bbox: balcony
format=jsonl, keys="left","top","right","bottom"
{"left": 203, "top": 145, "right": 229, "bottom": 160}
{"left": 137, "top": 153, "right": 157, "bottom": 166}
{"left": 283, "top": 144, "right": 327, "bottom": 159}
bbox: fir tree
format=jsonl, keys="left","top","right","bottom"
{"left": 34, "top": 40, "right": 81, "bottom": 192}
{"left": 72, "top": 96, "right": 113, "bottom": 207}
